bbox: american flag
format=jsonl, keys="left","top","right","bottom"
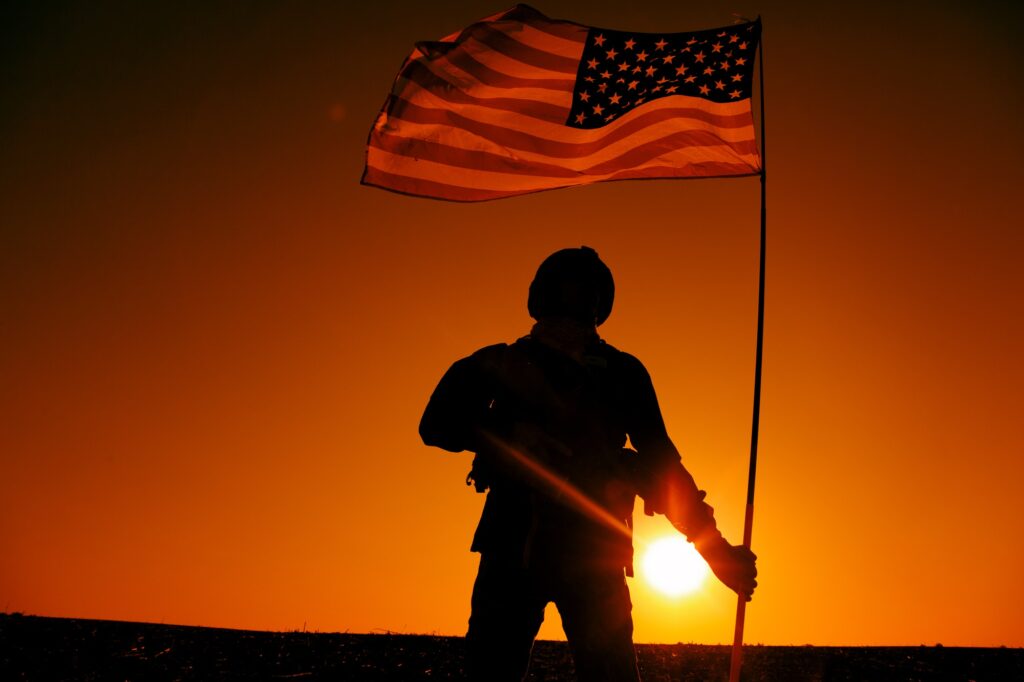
{"left": 363, "top": 4, "right": 761, "bottom": 202}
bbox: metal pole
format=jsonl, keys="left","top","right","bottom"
{"left": 728, "top": 20, "right": 766, "bottom": 682}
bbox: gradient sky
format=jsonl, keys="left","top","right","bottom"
{"left": 2, "top": 0, "right": 1023, "bottom": 646}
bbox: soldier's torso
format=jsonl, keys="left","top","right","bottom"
{"left": 470, "top": 337, "right": 637, "bottom": 571}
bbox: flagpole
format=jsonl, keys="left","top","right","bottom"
{"left": 729, "top": 19, "right": 766, "bottom": 682}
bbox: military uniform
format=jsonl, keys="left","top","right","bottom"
{"left": 420, "top": 330, "right": 720, "bottom": 681}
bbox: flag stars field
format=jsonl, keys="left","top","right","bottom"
{"left": 567, "top": 21, "right": 759, "bottom": 130}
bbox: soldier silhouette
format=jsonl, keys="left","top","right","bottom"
{"left": 420, "top": 247, "right": 757, "bottom": 681}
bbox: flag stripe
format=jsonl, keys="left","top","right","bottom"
{"left": 364, "top": 162, "right": 757, "bottom": 203}
{"left": 371, "top": 129, "right": 758, "bottom": 178}
{"left": 366, "top": 147, "right": 755, "bottom": 199}
{"left": 371, "top": 134, "right": 578, "bottom": 178}
{"left": 387, "top": 90, "right": 756, "bottom": 156}
{"left": 378, "top": 116, "right": 757, "bottom": 174}
{"left": 363, "top": 166, "right": 524, "bottom": 202}
{"left": 398, "top": 75, "right": 753, "bottom": 137}
{"left": 465, "top": 24, "right": 582, "bottom": 74}
{"left": 391, "top": 75, "right": 753, "bottom": 135}
{"left": 420, "top": 55, "right": 574, "bottom": 107}
{"left": 442, "top": 48, "right": 577, "bottom": 92}
{"left": 462, "top": 36, "right": 577, "bottom": 80}
{"left": 368, "top": 146, "right": 752, "bottom": 191}
{"left": 484, "top": 21, "right": 587, "bottom": 58}
{"left": 402, "top": 60, "right": 569, "bottom": 124}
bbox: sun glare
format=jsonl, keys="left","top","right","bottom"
{"left": 641, "top": 536, "right": 710, "bottom": 596}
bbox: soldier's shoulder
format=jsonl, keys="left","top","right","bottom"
{"left": 464, "top": 342, "right": 512, "bottom": 368}
{"left": 469, "top": 342, "right": 510, "bottom": 358}
{"left": 594, "top": 341, "right": 650, "bottom": 375}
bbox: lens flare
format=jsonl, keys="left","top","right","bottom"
{"left": 641, "top": 535, "right": 710, "bottom": 596}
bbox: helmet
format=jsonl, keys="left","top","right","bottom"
{"left": 527, "top": 246, "right": 615, "bottom": 326}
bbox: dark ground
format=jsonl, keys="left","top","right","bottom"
{"left": 1, "top": 614, "right": 1021, "bottom": 681}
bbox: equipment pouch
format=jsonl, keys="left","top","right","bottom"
{"left": 466, "top": 452, "right": 492, "bottom": 493}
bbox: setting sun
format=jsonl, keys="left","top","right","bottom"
{"left": 641, "top": 536, "right": 710, "bottom": 597}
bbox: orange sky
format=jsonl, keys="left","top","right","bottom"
{"left": 2, "top": 1, "right": 1023, "bottom": 647}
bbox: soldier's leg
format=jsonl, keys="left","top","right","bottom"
{"left": 555, "top": 569, "right": 640, "bottom": 682}
{"left": 466, "top": 553, "right": 547, "bottom": 682}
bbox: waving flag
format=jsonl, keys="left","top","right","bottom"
{"left": 363, "top": 4, "right": 761, "bottom": 202}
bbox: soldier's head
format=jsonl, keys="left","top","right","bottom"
{"left": 528, "top": 246, "right": 614, "bottom": 326}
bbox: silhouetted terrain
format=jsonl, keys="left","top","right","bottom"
{"left": 1, "top": 614, "right": 1021, "bottom": 681}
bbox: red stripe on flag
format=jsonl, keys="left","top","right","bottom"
{"left": 370, "top": 134, "right": 579, "bottom": 178}
{"left": 442, "top": 50, "right": 576, "bottom": 91}
{"left": 583, "top": 130, "right": 758, "bottom": 172}
{"left": 464, "top": 24, "right": 581, "bottom": 74}
{"left": 402, "top": 61, "right": 569, "bottom": 124}
{"left": 370, "top": 130, "right": 758, "bottom": 178}
{"left": 600, "top": 162, "right": 760, "bottom": 182}
{"left": 385, "top": 96, "right": 755, "bottom": 158}
{"left": 362, "top": 166, "right": 525, "bottom": 202}
{"left": 362, "top": 161, "right": 758, "bottom": 203}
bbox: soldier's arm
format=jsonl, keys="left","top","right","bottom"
{"left": 623, "top": 353, "right": 757, "bottom": 598}
{"left": 419, "top": 344, "right": 506, "bottom": 453}
{"left": 621, "top": 353, "right": 721, "bottom": 544}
